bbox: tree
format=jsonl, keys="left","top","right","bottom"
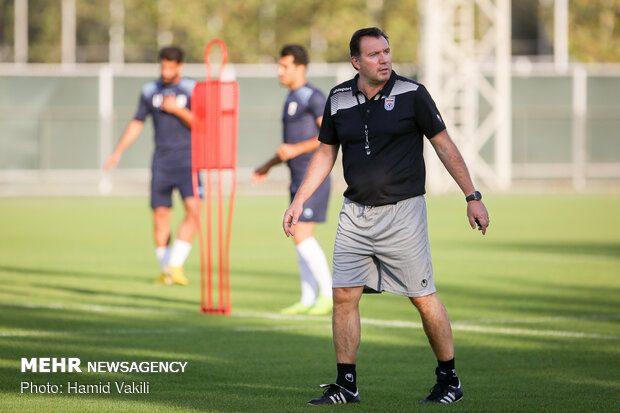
{"left": 539, "top": 0, "right": 620, "bottom": 63}
{"left": 2, "top": 0, "right": 618, "bottom": 64}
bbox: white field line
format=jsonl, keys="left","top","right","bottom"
{"left": 452, "top": 325, "right": 619, "bottom": 340}
{"left": 496, "top": 250, "right": 620, "bottom": 264}
{"left": 0, "top": 328, "right": 189, "bottom": 338}
{"left": 1, "top": 301, "right": 618, "bottom": 340}
{"left": 0, "top": 301, "right": 189, "bottom": 315}
{"left": 233, "top": 325, "right": 318, "bottom": 332}
{"left": 234, "top": 311, "right": 620, "bottom": 340}
{"left": 456, "top": 314, "right": 620, "bottom": 324}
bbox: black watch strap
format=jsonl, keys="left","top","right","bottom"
{"left": 466, "top": 191, "right": 482, "bottom": 202}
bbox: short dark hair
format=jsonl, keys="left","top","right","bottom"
{"left": 159, "top": 46, "right": 184, "bottom": 63}
{"left": 280, "top": 44, "right": 309, "bottom": 66}
{"left": 349, "top": 27, "right": 389, "bottom": 57}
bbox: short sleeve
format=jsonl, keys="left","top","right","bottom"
{"left": 413, "top": 85, "right": 446, "bottom": 139}
{"left": 133, "top": 93, "right": 149, "bottom": 122}
{"left": 318, "top": 96, "right": 339, "bottom": 145}
{"left": 309, "top": 89, "right": 327, "bottom": 120}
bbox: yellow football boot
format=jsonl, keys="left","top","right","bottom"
{"left": 169, "top": 266, "right": 188, "bottom": 286}
{"left": 280, "top": 302, "right": 311, "bottom": 315}
{"left": 307, "top": 295, "right": 333, "bottom": 316}
{"left": 154, "top": 273, "right": 173, "bottom": 285}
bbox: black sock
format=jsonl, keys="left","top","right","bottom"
{"left": 437, "top": 358, "right": 459, "bottom": 386}
{"left": 437, "top": 358, "right": 455, "bottom": 371}
{"left": 336, "top": 363, "right": 357, "bottom": 392}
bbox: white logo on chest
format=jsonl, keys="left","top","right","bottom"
{"left": 384, "top": 96, "right": 395, "bottom": 111}
{"left": 287, "top": 101, "right": 298, "bottom": 116}
{"left": 152, "top": 93, "right": 188, "bottom": 109}
{"left": 176, "top": 94, "right": 188, "bottom": 108}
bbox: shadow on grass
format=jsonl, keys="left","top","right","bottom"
{"left": 0, "top": 265, "right": 134, "bottom": 282}
{"left": 0, "top": 263, "right": 306, "bottom": 317}
{"left": 439, "top": 274, "right": 620, "bottom": 319}
{"left": 479, "top": 240, "right": 620, "bottom": 260}
{"left": 1, "top": 305, "right": 618, "bottom": 412}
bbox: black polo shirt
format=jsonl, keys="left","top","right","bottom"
{"left": 318, "top": 71, "right": 446, "bottom": 206}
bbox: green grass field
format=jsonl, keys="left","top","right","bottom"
{"left": 1, "top": 193, "right": 619, "bottom": 412}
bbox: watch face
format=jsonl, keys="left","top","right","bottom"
{"left": 466, "top": 191, "right": 482, "bottom": 202}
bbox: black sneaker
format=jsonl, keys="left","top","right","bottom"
{"left": 308, "top": 383, "right": 360, "bottom": 405}
{"left": 419, "top": 368, "right": 463, "bottom": 404}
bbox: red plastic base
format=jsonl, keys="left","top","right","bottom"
{"left": 200, "top": 306, "right": 232, "bottom": 315}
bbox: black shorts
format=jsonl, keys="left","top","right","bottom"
{"left": 291, "top": 175, "right": 331, "bottom": 223}
{"left": 150, "top": 164, "right": 196, "bottom": 209}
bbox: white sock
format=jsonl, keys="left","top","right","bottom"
{"left": 156, "top": 246, "right": 170, "bottom": 274}
{"left": 296, "top": 237, "right": 332, "bottom": 298}
{"left": 168, "top": 239, "right": 192, "bottom": 267}
{"left": 296, "top": 250, "right": 317, "bottom": 306}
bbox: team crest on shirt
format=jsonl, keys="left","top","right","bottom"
{"left": 152, "top": 93, "right": 187, "bottom": 108}
{"left": 288, "top": 101, "right": 298, "bottom": 116}
{"left": 176, "top": 94, "right": 188, "bottom": 108}
{"left": 152, "top": 94, "right": 163, "bottom": 108}
{"left": 384, "top": 96, "right": 395, "bottom": 111}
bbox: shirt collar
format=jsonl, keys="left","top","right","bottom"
{"left": 351, "top": 70, "right": 398, "bottom": 100}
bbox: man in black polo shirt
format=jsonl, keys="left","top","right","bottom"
{"left": 283, "top": 27, "right": 489, "bottom": 405}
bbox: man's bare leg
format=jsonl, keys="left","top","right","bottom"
{"left": 153, "top": 207, "right": 172, "bottom": 247}
{"left": 333, "top": 286, "right": 364, "bottom": 363}
{"left": 409, "top": 293, "right": 454, "bottom": 361}
{"left": 176, "top": 196, "right": 200, "bottom": 242}
{"left": 411, "top": 293, "right": 463, "bottom": 404}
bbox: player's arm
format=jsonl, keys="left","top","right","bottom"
{"left": 253, "top": 135, "right": 321, "bottom": 185}
{"left": 252, "top": 155, "right": 282, "bottom": 185}
{"left": 161, "top": 95, "right": 193, "bottom": 128}
{"left": 283, "top": 142, "right": 338, "bottom": 237}
{"left": 104, "top": 120, "right": 144, "bottom": 171}
{"left": 276, "top": 116, "right": 323, "bottom": 161}
{"left": 254, "top": 116, "right": 325, "bottom": 185}
{"left": 429, "top": 129, "right": 489, "bottom": 234}
{"left": 253, "top": 136, "right": 321, "bottom": 185}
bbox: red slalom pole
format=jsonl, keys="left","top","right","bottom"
{"left": 205, "top": 170, "right": 213, "bottom": 311}
{"left": 192, "top": 172, "right": 206, "bottom": 312}
{"left": 191, "top": 39, "right": 238, "bottom": 315}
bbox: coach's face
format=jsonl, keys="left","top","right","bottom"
{"left": 352, "top": 36, "right": 392, "bottom": 86}
{"left": 160, "top": 59, "right": 183, "bottom": 85}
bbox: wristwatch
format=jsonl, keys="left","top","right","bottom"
{"left": 465, "top": 191, "right": 482, "bottom": 202}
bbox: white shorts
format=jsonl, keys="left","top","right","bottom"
{"left": 332, "top": 196, "right": 436, "bottom": 297}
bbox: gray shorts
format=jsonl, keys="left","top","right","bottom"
{"left": 332, "top": 196, "right": 436, "bottom": 297}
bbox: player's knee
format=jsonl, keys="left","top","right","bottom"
{"left": 183, "top": 198, "right": 200, "bottom": 215}
{"left": 410, "top": 292, "right": 442, "bottom": 311}
{"left": 153, "top": 209, "right": 171, "bottom": 228}
{"left": 333, "top": 287, "right": 361, "bottom": 307}
{"left": 182, "top": 211, "right": 196, "bottom": 225}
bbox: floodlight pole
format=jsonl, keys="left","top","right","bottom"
{"left": 109, "top": 0, "right": 125, "bottom": 65}
{"left": 421, "top": 0, "right": 512, "bottom": 193}
{"left": 14, "top": 0, "right": 28, "bottom": 64}
{"left": 98, "top": 66, "right": 114, "bottom": 172}
{"left": 571, "top": 65, "right": 587, "bottom": 190}
{"left": 554, "top": 0, "right": 569, "bottom": 73}
{"left": 61, "top": 0, "right": 76, "bottom": 68}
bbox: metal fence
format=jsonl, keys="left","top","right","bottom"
{"left": 0, "top": 62, "right": 619, "bottom": 196}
